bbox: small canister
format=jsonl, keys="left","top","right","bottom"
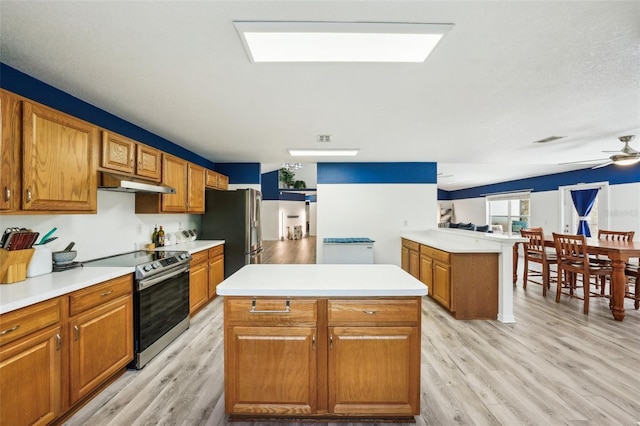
{"left": 26, "top": 245, "right": 53, "bottom": 277}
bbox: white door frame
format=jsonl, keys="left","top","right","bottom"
{"left": 558, "top": 181, "right": 609, "bottom": 234}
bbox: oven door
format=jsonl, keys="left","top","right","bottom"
{"left": 135, "top": 265, "right": 190, "bottom": 354}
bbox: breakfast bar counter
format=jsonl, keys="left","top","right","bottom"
{"left": 217, "top": 264, "right": 427, "bottom": 421}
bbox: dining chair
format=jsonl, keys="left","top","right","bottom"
{"left": 625, "top": 263, "right": 639, "bottom": 309}
{"left": 552, "top": 233, "right": 612, "bottom": 314}
{"left": 594, "top": 230, "right": 635, "bottom": 295}
{"left": 520, "top": 228, "right": 557, "bottom": 296}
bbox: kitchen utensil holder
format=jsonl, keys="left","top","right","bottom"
{"left": 0, "top": 248, "right": 35, "bottom": 284}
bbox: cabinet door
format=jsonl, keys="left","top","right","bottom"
{"left": 69, "top": 295, "right": 133, "bottom": 404}
{"left": 328, "top": 326, "right": 419, "bottom": 416}
{"left": 408, "top": 249, "right": 420, "bottom": 279}
{"left": 136, "top": 144, "right": 161, "bottom": 181}
{"left": 189, "top": 260, "right": 209, "bottom": 314}
{"left": 187, "top": 163, "right": 205, "bottom": 213}
{"left": 101, "top": 131, "right": 135, "bottom": 174}
{"left": 161, "top": 154, "right": 187, "bottom": 212}
{"left": 225, "top": 326, "right": 317, "bottom": 415}
{"left": 205, "top": 169, "right": 219, "bottom": 188}
{"left": 420, "top": 253, "right": 434, "bottom": 296}
{"left": 217, "top": 173, "right": 229, "bottom": 190}
{"left": 0, "top": 90, "right": 21, "bottom": 211}
{"left": 208, "top": 255, "right": 224, "bottom": 299}
{"left": 432, "top": 261, "right": 451, "bottom": 308}
{"left": 22, "top": 102, "right": 98, "bottom": 212}
{"left": 401, "top": 246, "right": 409, "bottom": 273}
{"left": 0, "top": 326, "right": 62, "bottom": 426}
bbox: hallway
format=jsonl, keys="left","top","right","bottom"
{"left": 261, "top": 236, "right": 316, "bottom": 264}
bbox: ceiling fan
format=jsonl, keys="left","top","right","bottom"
{"left": 559, "top": 135, "right": 640, "bottom": 169}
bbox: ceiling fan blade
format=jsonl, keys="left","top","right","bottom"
{"left": 592, "top": 161, "right": 612, "bottom": 169}
{"left": 557, "top": 158, "right": 607, "bottom": 165}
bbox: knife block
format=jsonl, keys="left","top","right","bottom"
{"left": 0, "top": 248, "right": 35, "bottom": 284}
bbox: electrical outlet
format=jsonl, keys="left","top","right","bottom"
{"left": 403, "top": 220, "right": 408, "bottom": 227}
{"left": 178, "top": 222, "right": 183, "bottom": 230}
{"left": 136, "top": 224, "right": 143, "bottom": 235}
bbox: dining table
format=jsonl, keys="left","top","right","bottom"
{"left": 513, "top": 234, "right": 640, "bottom": 321}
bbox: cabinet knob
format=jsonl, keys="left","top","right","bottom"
{"left": 4, "top": 187, "right": 10, "bottom": 202}
{"left": 26, "top": 188, "right": 32, "bottom": 203}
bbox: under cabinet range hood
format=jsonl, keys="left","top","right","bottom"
{"left": 98, "top": 172, "right": 176, "bottom": 194}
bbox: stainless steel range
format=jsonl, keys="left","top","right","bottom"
{"left": 83, "top": 250, "right": 191, "bottom": 369}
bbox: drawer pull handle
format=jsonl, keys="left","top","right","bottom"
{"left": 330, "top": 334, "right": 333, "bottom": 350}
{"left": 100, "top": 290, "right": 114, "bottom": 297}
{"left": 0, "top": 325, "right": 19, "bottom": 335}
{"left": 74, "top": 325, "right": 80, "bottom": 341}
{"left": 312, "top": 334, "right": 316, "bottom": 351}
{"left": 363, "top": 310, "right": 377, "bottom": 315}
{"left": 4, "top": 187, "right": 10, "bottom": 202}
{"left": 26, "top": 188, "right": 32, "bottom": 203}
{"left": 249, "top": 299, "right": 290, "bottom": 314}
{"left": 56, "top": 333, "right": 62, "bottom": 351}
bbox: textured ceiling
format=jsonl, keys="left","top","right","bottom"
{"left": 1, "top": 1, "right": 639, "bottom": 190}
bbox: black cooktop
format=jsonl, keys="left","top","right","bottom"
{"left": 82, "top": 250, "right": 186, "bottom": 267}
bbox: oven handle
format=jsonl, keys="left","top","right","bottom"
{"left": 138, "top": 265, "right": 190, "bottom": 290}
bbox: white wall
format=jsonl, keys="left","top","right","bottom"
{"left": 316, "top": 184, "right": 438, "bottom": 265}
{"left": 308, "top": 202, "right": 317, "bottom": 236}
{"left": 260, "top": 199, "right": 306, "bottom": 241}
{"left": 0, "top": 191, "right": 200, "bottom": 261}
{"left": 450, "top": 182, "right": 640, "bottom": 241}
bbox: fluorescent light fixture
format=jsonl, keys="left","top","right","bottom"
{"left": 234, "top": 21, "right": 453, "bottom": 63}
{"left": 288, "top": 148, "right": 360, "bottom": 157}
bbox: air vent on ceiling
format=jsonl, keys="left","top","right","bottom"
{"left": 317, "top": 135, "right": 332, "bottom": 143}
{"left": 532, "top": 135, "right": 566, "bottom": 144}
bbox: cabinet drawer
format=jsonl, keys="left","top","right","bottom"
{"left": 208, "top": 245, "right": 224, "bottom": 258}
{"left": 0, "top": 297, "right": 62, "bottom": 346}
{"left": 420, "top": 245, "right": 450, "bottom": 264}
{"left": 402, "top": 239, "right": 420, "bottom": 252}
{"left": 69, "top": 275, "right": 132, "bottom": 316}
{"left": 190, "top": 250, "right": 208, "bottom": 265}
{"left": 225, "top": 298, "right": 317, "bottom": 326}
{"left": 328, "top": 299, "right": 419, "bottom": 324}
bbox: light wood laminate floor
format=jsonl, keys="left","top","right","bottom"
{"left": 261, "top": 236, "right": 316, "bottom": 264}
{"left": 65, "top": 255, "right": 640, "bottom": 425}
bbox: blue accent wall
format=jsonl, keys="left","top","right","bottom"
{"left": 215, "top": 163, "right": 261, "bottom": 184}
{"left": 261, "top": 170, "right": 280, "bottom": 200}
{"left": 440, "top": 163, "right": 640, "bottom": 200}
{"left": 317, "top": 162, "right": 437, "bottom": 184}
{"left": 0, "top": 63, "right": 216, "bottom": 169}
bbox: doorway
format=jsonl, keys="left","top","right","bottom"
{"left": 559, "top": 181, "right": 609, "bottom": 235}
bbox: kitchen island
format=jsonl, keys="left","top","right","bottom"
{"left": 216, "top": 264, "right": 427, "bottom": 421}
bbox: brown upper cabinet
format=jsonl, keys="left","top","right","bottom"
{"left": 205, "top": 169, "right": 229, "bottom": 191}
{"left": 101, "top": 131, "right": 161, "bottom": 181}
{"left": 21, "top": 100, "right": 98, "bottom": 213}
{"left": 136, "top": 154, "right": 205, "bottom": 214}
{"left": 0, "top": 90, "right": 21, "bottom": 212}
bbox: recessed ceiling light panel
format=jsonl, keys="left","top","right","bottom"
{"left": 234, "top": 21, "right": 453, "bottom": 63}
{"left": 288, "top": 148, "right": 360, "bottom": 156}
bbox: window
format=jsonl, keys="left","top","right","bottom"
{"left": 486, "top": 192, "right": 531, "bottom": 235}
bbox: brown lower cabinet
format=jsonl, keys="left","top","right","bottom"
{"left": 0, "top": 275, "right": 133, "bottom": 426}
{"left": 190, "top": 245, "right": 225, "bottom": 315}
{"left": 418, "top": 242, "right": 499, "bottom": 320}
{"left": 224, "top": 296, "right": 421, "bottom": 419}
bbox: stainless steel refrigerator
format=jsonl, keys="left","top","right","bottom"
{"left": 200, "top": 188, "right": 262, "bottom": 278}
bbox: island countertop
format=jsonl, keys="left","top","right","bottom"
{"left": 216, "top": 264, "right": 428, "bottom": 297}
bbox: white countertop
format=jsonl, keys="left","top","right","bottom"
{"left": 402, "top": 229, "right": 525, "bottom": 253}
{"left": 0, "top": 240, "right": 225, "bottom": 315}
{"left": 217, "top": 264, "right": 428, "bottom": 297}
